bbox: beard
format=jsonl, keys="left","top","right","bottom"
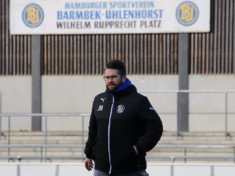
{"left": 106, "top": 82, "right": 122, "bottom": 92}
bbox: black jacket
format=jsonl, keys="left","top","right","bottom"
{"left": 84, "top": 84, "right": 163, "bottom": 175}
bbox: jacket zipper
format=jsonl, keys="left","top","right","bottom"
{"left": 108, "top": 96, "right": 114, "bottom": 174}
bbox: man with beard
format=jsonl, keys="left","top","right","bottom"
{"left": 84, "top": 59, "right": 163, "bottom": 176}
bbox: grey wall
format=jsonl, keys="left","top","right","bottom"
{"left": 0, "top": 76, "right": 31, "bottom": 131}
{"left": 189, "top": 75, "right": 235, "bottom": 132}
{"left": 0, "top": 75, "right": 235, "bottom": 132}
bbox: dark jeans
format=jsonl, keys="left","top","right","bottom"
{"left": 94, "top": 169, "right": 149, "bottom": 176}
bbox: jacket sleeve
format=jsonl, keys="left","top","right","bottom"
{"left": 84, "top": 99, "right": 97, "bottom": 159}
{"left": 135, "top": 96, "right": 163, "bottom": 154}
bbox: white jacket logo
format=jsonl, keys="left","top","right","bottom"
{"left": 116, "top": 105, "right": 125, "bottom": 113}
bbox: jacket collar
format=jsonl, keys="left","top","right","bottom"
{"left": 105, "top": 78, "right": 137, "bottom": 98}
{"left": 115, "top": 78, "right": 131, "bottom": 92}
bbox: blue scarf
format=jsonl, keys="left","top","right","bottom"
{"left": 116, "top": 78, "right": 131, "bottom": 92}
{"left": 110, "top": 78, "right": 131, "bottom": 110}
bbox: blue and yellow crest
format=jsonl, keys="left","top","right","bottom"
{"left": 22, "top": 3, "right": 44, "bottom": 28}
{"left": 176, "top": 1, "right": 199, "bottom": 26}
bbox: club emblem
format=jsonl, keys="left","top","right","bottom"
{"left": 176, "top": 1, "right": 199, "bottom": 26}
{"left": 22, "top": 3, "right": 44, "bottom": 28}
{"left": 116, "top": 105, "right": 125, "bottom": 113}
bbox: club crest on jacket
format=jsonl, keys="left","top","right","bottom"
{"left": 116, "top": 105, "right": 125, "bottom": 113}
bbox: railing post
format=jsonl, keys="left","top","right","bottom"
{"left": 0, "top": 93, "right": 2, "bottom": 139}
{"left": 40, "top": 147, "right": 43, "bottom": 163}
{"left": 184, "top": 148, "right": 187, "bottom": 163}
{"left": 171, "top": 156, "right": 175, "bottom": 163}
{"left": 82, "top": 116, "right": 85, "bottom": 162}
{"left": 225, "top": 92, "right": 228, "bottom": 140}
{"left": 44, "top": 115, "right": 48, "bottom": 162}
{"left": 8, "top": 116, "right": 11, "bottom": 162}
{"left": 176, "top": 91, "right": 180, "bottom": 139}
{"left": 233, "top": 147, "right": 235, "bottom": 163}
{"left": 0, "top": 116, "right": 2, "bottom": 140}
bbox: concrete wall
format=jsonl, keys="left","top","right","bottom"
{"left": 0, "top": 75, "right": 235, "bottom": 132}
{"left": 189, "top": 75, "right": 235, "bottom": 132}
{"left": 41, "top": 75, "right": 178, "bottom": 131}
{"left": 0, "top": 76, "right": 31, "bottom": 131}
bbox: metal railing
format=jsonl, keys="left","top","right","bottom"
{"left": 0, "top": 113, "right": 90, "bottom": 162}
{"left": 154, "top": 144, "right": 235, "bottom": 163}
{"left": 140, "top": 89, "right": 235, "bottom": 138}
{"left": 0, "top": 111, "right": 235, "bottom": 163}
{"left": 0, "top": 113, "right": 234, "bottom": 163}
{"left": 0, "top": 88, "right": 235, "bottom": 163}
{"left": 0, "top": 144, "right": 235, "bottom": 163}
{"left": 0, "top": 144, "right": 84, "bottom": 162}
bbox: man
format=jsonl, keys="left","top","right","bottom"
{"left": 84, "top": 60, "right": 163, "bottom": 176}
